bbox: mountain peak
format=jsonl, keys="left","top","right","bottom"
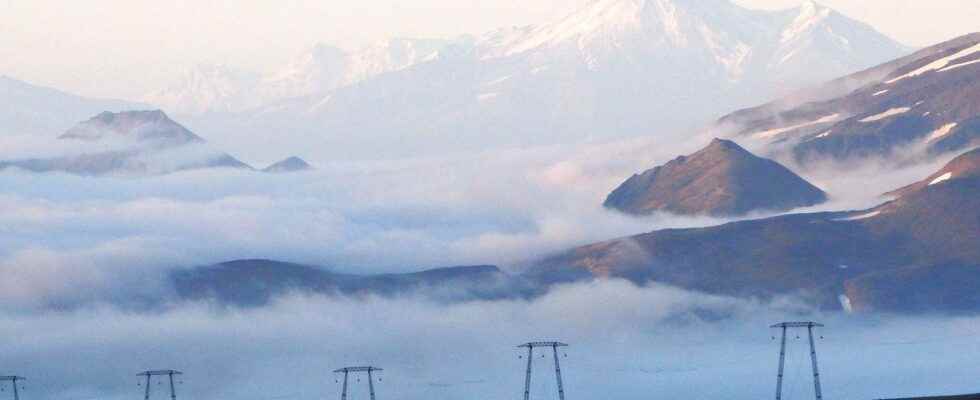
{"left": 262, "top": 156, "right": 313, "bottom": 173}
{"left": 780, "top": 0, "right": 834, "bottom": 44}
{"left": 482, "top": 0, "right": 742, "bottom": 59}
{"left": 143, "top": 64, "right": 261, "bottom": 115}
{"left": 2, "top": 110, "right": 252, "bottom": 176}
{"left": 798, "top": 0, "right": 823, "bottom": 13}
{"left": 604, "top": 138, "right": 826, "bottom": 216}
{"left": 702, "top": 137, "right": 751, "bottom": 155}
{"left": 60, "top": 110, "right": 202, "bottom": 144}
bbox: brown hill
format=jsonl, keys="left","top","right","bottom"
{"left": 603, "top": 138, "right": 827, "bottom": 216}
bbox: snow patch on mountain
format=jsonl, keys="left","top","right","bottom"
{"left": 927, "top": 123, "right": 958, "bottom": 141}
{"left": 939, "top": 58, "right": 980, "bottom": 72}
{"left": 835, "top": 210, "right": 880, "bottom": 221}
{"left": 859, "top": 107, "right": 910, "bottom": 122}
{"left": 885, "top": 43, "right": 980, "bottom": 84}
{"left": 929, "top": 172, "right": 953, "bottom": 185}
{"left": 752, "top": 113, "right": 840, "bottom": 139}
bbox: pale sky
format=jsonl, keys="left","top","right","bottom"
{"left": 1, "top": 0, "right": 977, "bottom": 100}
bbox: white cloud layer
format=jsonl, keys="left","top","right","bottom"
{"left": 0, "top": 130, "right": 952, "bottom": 307}
{"left": 1, "top": 281, "right": 979, "bottom": 400}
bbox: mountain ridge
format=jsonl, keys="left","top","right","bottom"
{"left": 717, "top": 32, "right": 980, "bottom": 165}
{"left": 0, "top": 75, "right": 149, "bottom": 135}
{"left": 151, "top": 0, "right": 909, "bottom": 160}
{"left": 171, "top": 259, "right": 533, "bottom": 307}
{"left": 533, "top": 147, "right": 980, "bottom": 313}
{"left": 0, "top": 110, "right": 251, "bottom": 176}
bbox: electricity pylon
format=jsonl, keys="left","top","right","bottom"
{"left": 518, "top": 341, "right": 568, "bottom": 400}
{"left": 0, "top": 376, "right": 25, "bottom": 400}
{"left": 137, "top": 370, "right": 182, "bottom": 400}
{"left": 334, "top": 366, "right": 382, "bottom": 400}
{"left": 771, "top": 322, "right": 824, "bottom": 400}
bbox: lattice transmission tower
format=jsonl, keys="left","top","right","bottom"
{"left": 137, "top": 370, "right": 183, "bottom": 400}
{"left": 334, "top": 366, "right": 382, "bottom": 400}
{"left": 0, "top": 376, "right": 25, "bottom": 400}
{"left": 518, "top": 341, "right": 569, "bottom": 400}
{"left": 771, "top": 322, "right": 825, "bottom": 400}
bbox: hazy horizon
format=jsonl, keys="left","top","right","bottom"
{"left": 1, "top": 0, "right": 977, "bottom": 100}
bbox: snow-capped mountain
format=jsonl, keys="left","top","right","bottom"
{"left": 475, "top": 0, "right": 901, "bottom": 89}
{"left": 148, "top": 38, "right": 451, "bottom": 115}
{"left": 143, "top": 65, "right": 261, "bottom": 115}
{"left": 164, "top": 0, "right": 909, "bottom": 161}
{"left": 260, "top": 38, "right": 450, "bottom": 102}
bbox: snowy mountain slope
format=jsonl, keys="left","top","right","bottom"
{"left": 147, "top": 38, "right": 451, "bottom": 115}
{"left": 261, "top": 38, "right": 450, "bottom": 101}
{"left": 143, "top": 65, "right": 261, "bottom": 115}
{"left": 718, "top": 32, "right": 980, "bottom": 165}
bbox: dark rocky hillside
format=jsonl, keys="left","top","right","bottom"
{"left": 536, "top": 148, "right": 980, "bottom": 313}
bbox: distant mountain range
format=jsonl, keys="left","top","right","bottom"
{"left": 0, "top": 110, "right": 324, "bottom": 176}
{"left": 0, "top": 110, "right": 250, "bottom": 176}
{"left": 604, "top": 138, "right": 826, "bottom": 216}
{"left": 145, "top": 0, "right": 909, "bottom": 159}
{"left": 717, "top": 32, "right": 980, "bottom": 165}
{"left": 171, "top": 259, "right": 534, "bottom": 307}
{"left": 0, "top": 75, "right": 147, "bottom": 135}
{"left": 530, "top": 147, "right": 980, "bottom": 313}
{"left": 144, "top": 38, "right": 449, "bottom": 115}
